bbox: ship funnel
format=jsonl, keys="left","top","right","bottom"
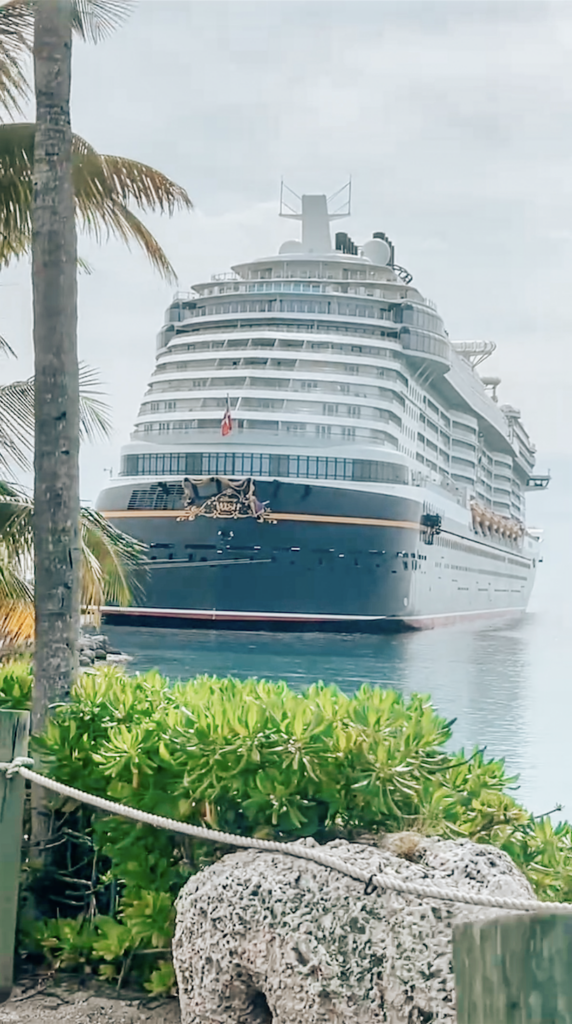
{"left": 300, "top": 194, "right": 333, "bottom": 253}
{"left": 279, "top": 181, "right": 351, "bottom": 255}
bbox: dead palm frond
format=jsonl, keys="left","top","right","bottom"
{"left": 0, "top": 480, "right": 32, "bottom": 641}
{"left": 0, "top": 362, "right": 111, "bottom": 473}
{"left": 0, "top": 485, "right": 148, "bottom": 641}
{"left": 0, "top": 123, "right": 192, "bottom": 277}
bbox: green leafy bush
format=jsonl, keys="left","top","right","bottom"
{"left": 0, "top": 658, "right": 33, "bottom": 709}
{"left": 7, "top": 665, "right": 572, "bottom": 993}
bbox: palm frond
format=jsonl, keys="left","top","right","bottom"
{"left": 0, "top": 479, "right": 33, "bottom": 643}
{"left": 90, "top": 153, "right": 192, "bottom": 216}
{"left": 77, "top": 254, "right": 93, "bottom": 274}
{"left": 0, "top": 492, "right": 148, "bottom": 641}
{"left": 0, "top": 549, "right": 30, "bottom": 602}
{"left": 0, "top": 363, "right": 111, "bottom": 472}
{"left": 0, "top": 597, "right": 33, "bottom": 643}
{"left": 0, "top": 485, "right": 32, "bottom": 559}
{"left": 0, "top": 334, "right": 16, "bottom": 356}
{"left": 80, "top": 506, "right": 148, "bottom": 610}
{"left": 78, "top": 363, "right": 111, "bottom": 442}
{"left": 0, "top": 585, "right": 34, "bottom": 642}
{"left": 0, "top": 121, "right": 35, "bottom": 266}
{"left": 79, "top": 200, "right": 178, "bottom": 281}
{"left": 72, "top": 146, "right": 192, "bottom": 282}
{"left": 70, "top": 0, "right": 133, "bottom": 43}
{"left": 0, "top": 123, "right": 191, "bottom": 276}
{"left": 0, "top": 374, "right": 34, "bottom": 471}
{"left": 0, "top": 0, "right": 32, "bottom": 119}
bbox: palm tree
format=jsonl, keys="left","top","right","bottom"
{"left": 0, "top": 0, "right": 191, "bottom": 731}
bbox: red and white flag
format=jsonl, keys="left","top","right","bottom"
{"left": 221, "top": 395, "right": 233, "bottom": 436}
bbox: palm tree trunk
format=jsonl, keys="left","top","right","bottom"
{"left": 32, "top": 0, "right": 79, "bottom": 739}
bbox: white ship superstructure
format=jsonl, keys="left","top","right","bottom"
{"left": 97, "top": 189, "right": 547, "bottom": 629}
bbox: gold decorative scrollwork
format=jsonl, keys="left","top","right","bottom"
{"left": 177, "top": 477, "right": 277, "bottom": 524}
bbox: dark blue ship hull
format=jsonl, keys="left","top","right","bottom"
{"left": 98, "top": 478, "right": 425, "bottom": 630}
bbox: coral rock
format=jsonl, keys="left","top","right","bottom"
{"left": 173, "top": 833, "right": 534, "bottom": 1023}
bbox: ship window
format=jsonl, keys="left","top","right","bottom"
{"left": 121, "top": 452, "right": 410, "bottom": 487}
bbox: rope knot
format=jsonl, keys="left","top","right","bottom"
{"left": 0, "top": 756, "right": 35, "bottom": 778}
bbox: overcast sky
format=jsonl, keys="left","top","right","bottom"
{"left": 1, "top": 0, "right": 571, "bottom": 503}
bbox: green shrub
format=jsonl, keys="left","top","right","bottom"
{"left": 6, "top": 665, "right": 572, "bottom": 993}
{"left": 0, "top": 658, "right": 33, "bottom": 709}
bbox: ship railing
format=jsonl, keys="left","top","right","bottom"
{"left": 211, "top": 272, "right": 241, "bottom": 282}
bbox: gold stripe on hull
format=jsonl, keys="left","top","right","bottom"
{"left": 99, "top": 509, "right": 420, "bottom": 531}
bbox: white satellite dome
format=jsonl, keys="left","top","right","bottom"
{"left": 279, "top": 240, "right": 304, "bottom": 254}
{"left": 362, "top": 238, "right": 391, "bottom": 266}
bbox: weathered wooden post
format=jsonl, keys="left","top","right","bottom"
{"left": 0, "top": 709, "right": 30, "bottom": 1003}
{"left": 454, "top": 911, "right": 572, "bottom": 1023}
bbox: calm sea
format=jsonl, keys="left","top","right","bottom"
{"left": 105, "top": 458, "right": 572, "bottom": 821}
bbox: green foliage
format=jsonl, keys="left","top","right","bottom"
{"left": 8, "top": 666, "right": 572, "bottom": 992}
{"left": 0, "top": 657, "right": 32, "bottom": 709}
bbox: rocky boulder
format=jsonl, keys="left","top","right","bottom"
{"left": 173, "top": 832, "right": 534, "bottom": 1023}
{"left": 78, "top": 631, "right": 130, "bottom": 667}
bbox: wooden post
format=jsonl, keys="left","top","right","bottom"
{"left": 453, "top": 911, "right": 572, "bottom": 1023}
{"left": 0, "top": 709, "right": 30, "bottom": 1003}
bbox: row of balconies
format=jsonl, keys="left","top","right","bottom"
{"left": 152, "top": 352, "right": 410, "bottom": 387}
{"left": 164, "top": 335, "right": 402, "bottom": 359}
{"left": 137, "top": 391, "right": 403, "bottom": 423}
{"left": 140, "top": 387, "right": 405, "bottom": 419}
{"left": 144, "top": 377, "right": 406, "bottom": 405}
{"left": 133, "top": 419, "right": 399, "bottom": 448}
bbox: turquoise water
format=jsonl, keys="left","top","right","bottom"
{"left": 104, "top": 459, "right": 572, "bottom": 821}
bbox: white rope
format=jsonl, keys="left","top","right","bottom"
{"left": 4, "top": 760, "right": 572, "bottom": 913}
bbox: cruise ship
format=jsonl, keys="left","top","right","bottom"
{"left": 96, "top": 188, "right": 549, "bottom": 630}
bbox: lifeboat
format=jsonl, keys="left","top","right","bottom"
{"left": 470, "top": 501, "right": 523, "bottom": 545}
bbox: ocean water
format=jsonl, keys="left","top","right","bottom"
{"left": 104, "top": 458, "right": 572, "bottom": 821}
